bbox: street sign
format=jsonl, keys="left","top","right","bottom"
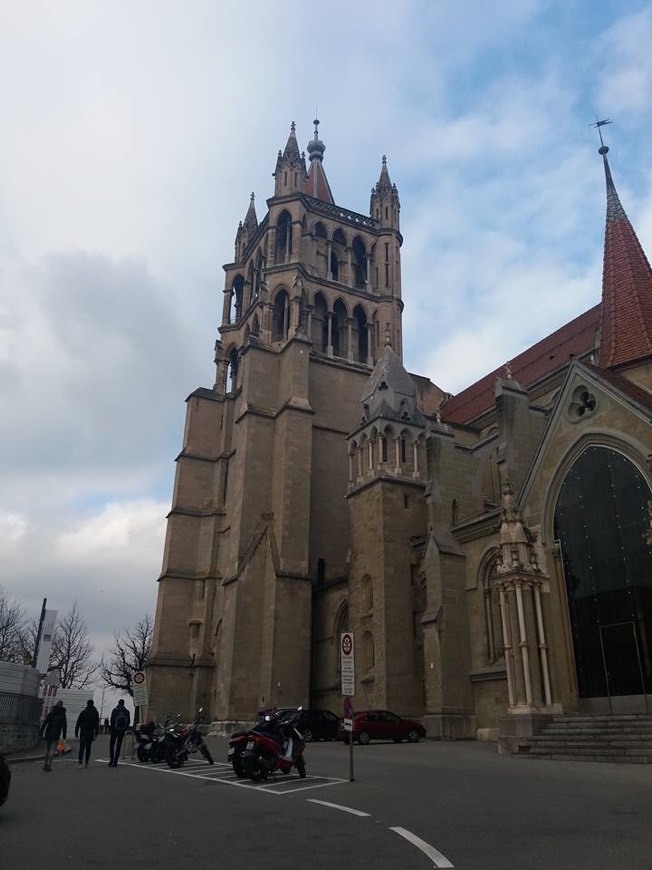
{"left": 340, "top": 632, "right": 355, "bottom": 697}
{"left": 132, "top": 670, "right": 148, "bottom": 707}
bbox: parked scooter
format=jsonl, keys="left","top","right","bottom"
{"left": 164, "top": 708, "right": 214, "bottom": 768}
{"left": 134, "top": 720, "right": 166, "bottom": 764}
{"left": 238, "top": 711, "right": 306, "bottom": 781}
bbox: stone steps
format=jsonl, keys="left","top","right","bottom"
{"left": 523, "top": 713, "right": 652, "bottom": 763}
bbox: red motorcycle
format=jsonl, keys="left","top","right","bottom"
{"left": 237, "top": 712, "right": 306, "bottom": 782}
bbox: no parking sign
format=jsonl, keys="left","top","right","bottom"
{"left": 132, "top": 670, "right": 148, "bottom": 707}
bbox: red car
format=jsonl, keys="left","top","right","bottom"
{"left": 338, "top": 710, "right": 426, "bottom": 744}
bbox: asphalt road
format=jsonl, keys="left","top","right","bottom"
{"left": 2, "top": 734, "right": 652, "bottom": 869}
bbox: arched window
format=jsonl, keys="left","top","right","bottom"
{"left": 275, "top": 211, "right": 293, "bottom": 263}
{"left": 331, "top": 229, "right": 346, "bottom": 281}
{"left": 272, "top": 289, "right": 289, "bottom": 342}
{"left": 312, "top": 293, "right": 328, "bottom": 352}
{"left": 554, "top": 446, "right": 652, "bottom": 699}
{"left": 352, "top": 305, "right": 368, "bottom": 363}
{"left": 226, "top": 347, "right": 239, "bottom": 393}
{"left": 229, "top": 275, "right": 244, "bottom": 324}
{"left": 352, "top": 236, "right": 367, "bottom": 288}
{"left": 332, "top": 299, "right": 347, "bottom": 358}
{"left": 315, "top": 222, "right": 328, "bottom": 277}
{"left": 479, "top": 552, "right": 502, "bottom": 665}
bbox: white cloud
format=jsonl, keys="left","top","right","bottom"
{"left": 0, "top": 0, "right": 650, "bottom": 666}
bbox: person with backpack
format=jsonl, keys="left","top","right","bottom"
{"left": 108, "top": 699, "right": 131, "bottom": 767}
{"left": 75, "top": 699, "right": 100, "bottom": 769}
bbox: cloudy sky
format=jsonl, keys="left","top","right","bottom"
{"left": 1, "top": 0, "right": 651, "bottom": 685}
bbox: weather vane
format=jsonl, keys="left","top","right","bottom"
{"left": 590, "top": 117, "right": 613, "bottom": 151}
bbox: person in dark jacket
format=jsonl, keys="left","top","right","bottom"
{"left": 38, "top": 700, "right": 67, "bottom": 772}
{"left": 75, "top": 699, "right": 100, "bottom": 769}
{"left": 108, "top": 699, "right": 131, "bottom": 767}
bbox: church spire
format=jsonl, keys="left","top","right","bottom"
{"left": 234, "top": 192, "right": 258, "bottom": 261}
{"left": 303, "top": 118, "right": 334, "bottom": 203}
{"left": 370, "top": 155, "right": 400, "bottom": 229}
{"left": 597, "top": 136, "right": 652, "bottom": 368}
{"left": 273, "top": 121, "right": 307, "bottom": 197}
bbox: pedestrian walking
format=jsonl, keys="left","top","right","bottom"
{"left": 108, "top": 699, "right": 131, "bottom": 767}
{"left": 75, "top": 699, "right": 100, "bottom": 769}
{"left": 103, "top": 717, "right": 110, "bottom": 735}
{"left": 38, "top": 700, "right": 67, "bottom": 772}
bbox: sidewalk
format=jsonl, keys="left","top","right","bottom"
{"left": 5, "top": 733, "right": 112, "bottom": 765}
{"left": 6, "top": 733, "right": 228, "bottom": 766}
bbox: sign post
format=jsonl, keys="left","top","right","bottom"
{"left": 132, "top": 670, "right": 148, "bottom": 722}
{"left": 340, "top": 632, "right": 355, "bottom": 782}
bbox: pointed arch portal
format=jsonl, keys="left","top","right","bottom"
{"left": 554, "top": 445, "right": 652, "bottom": 706}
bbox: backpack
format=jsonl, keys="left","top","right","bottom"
{"left": 114, "top": 709, "right": 129, "bottom": 732}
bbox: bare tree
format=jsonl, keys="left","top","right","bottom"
{"left": 101, "top": 614, "right": 153, "bottom": 697}
{"left": 0, "top": 585, "right": 29, "bottom": 663}
{"left": 50, "top": 602, "right": 99, "bottom": 688}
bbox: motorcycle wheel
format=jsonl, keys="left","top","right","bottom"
{"left": 166, "top": 748, "right": 184, "bottom": 769}
{"left": 246, "top": 754, "right": 270, "bottom": 782}
{"left": 232, "top": 753, "right": 246, "bottom": 778}
{"left": 136, "top": 746, "right": 149, "bottom": 763}
{"left": 200, "top": 744, "right": 214, "bottom": 765}
{"left": 296, "top": 757, "right": 306, "bottom": 778}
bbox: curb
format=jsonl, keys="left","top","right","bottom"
{"left": 6, "top": 755, "right": 44, "bottom": 765}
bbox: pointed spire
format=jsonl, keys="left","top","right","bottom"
{"left": 234, "top": 192, "right": 258, "bottom": 260}
{"left": 243, "top": 192, "right": 258, "bottom": 234}
{"left": 360, "top": 345, "right": 424, "bottom": 425}
{"left": 597, "top": 142, "right": 652, "bottom": 368}
{"left": 282, "top": 121, "right": 301, "bottom": 162}
{"left": 370, "top": 154, "right": 400, "bottom": 226}
{"left": 304, "top": 118, "right": 334, "bottom": 203}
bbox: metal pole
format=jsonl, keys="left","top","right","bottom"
{"left": 349, "top": 726, "right": 354, "bottom": 782}
{"left": 31, "top": 598, "right": 47, "bottom": 669}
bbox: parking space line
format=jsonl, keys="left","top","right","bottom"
{"left": 390, "top": 826, "right": 454, "bottom": 868}
{"left": 114, "top": 758, "right": 348, "bottom": 794}
{"left": 307, "top": 799, "right": 370, "bottom": 817}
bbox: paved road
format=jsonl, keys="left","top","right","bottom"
{"left": 3, "top": 735, "right": 652, "bottom": 869}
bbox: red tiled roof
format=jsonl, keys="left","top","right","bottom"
{"left": 441, "top": 305, "right": 600, "bottom": 425}
{"left": 585, "top": 363, "right": 652, "bottom": 414}
{"left": 599, "top": 154, "right": 652, "bottom": 368}
{"left": 304, "top": 160, "right": 334, "bottom": 204}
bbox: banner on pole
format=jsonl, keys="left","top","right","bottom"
{"left": 36, "top": 610, "right": 58, "bottom": 673}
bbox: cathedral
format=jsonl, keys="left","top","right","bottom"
{"left": 147, "top": 120, "right": 652, "bottom": 749}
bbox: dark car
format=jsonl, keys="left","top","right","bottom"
{"left": 338, "top": 710, "right": 426, "bottom": 744}
{"left": 286, "top": 709, "right": 340, "bottom": 742}
{"left": 0, "top": 753, "right": 11, "bottom": 807}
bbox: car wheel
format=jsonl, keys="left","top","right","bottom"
{"left": 407, "top": 729, "right": 421, "bottom": 743}
{"left": 357, "top": 731, "right": 370, "bottom": 745}
{"left": 302, "top": 729, "right": 313, "bottom": 742}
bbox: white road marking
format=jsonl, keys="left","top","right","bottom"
{"left": 307, "top": 799, "right": 370, "bottom": 817}
{"left": 114, "top": 758, "right": 348, "bottom": 794}
{"left": 390, "top": 827, "right": 454, "bottom": 868}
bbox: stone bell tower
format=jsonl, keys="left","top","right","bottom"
{"left": 148, "top": 122, "right": 407, "bottom": 721}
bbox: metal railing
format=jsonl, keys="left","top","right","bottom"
{"left": 0, "top": 691, "right": 43, "bottom": 725}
